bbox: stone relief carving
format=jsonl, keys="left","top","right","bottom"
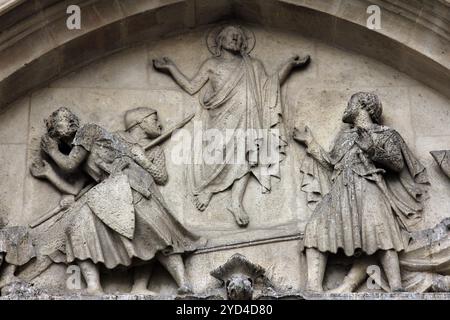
{"left": 28, "top": 107, "right": 206, "bottom": 295}
{"left": 294, "top": 92, "right": 430, "bottom": 293}
{"left": 431, "top": 150, "right": 450, "bottom": 179}
{"left": 153, "top": 25, "right": 310, "bottom": 227}
{"left": 0, "top": 23, "right": 448, "bottom": 300}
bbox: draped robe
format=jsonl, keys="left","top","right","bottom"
{"left": 188, "top": 55, "right": 286, "bottom": 196}
{"left": 300, "top": 125, "right": 429, "bottom": 255}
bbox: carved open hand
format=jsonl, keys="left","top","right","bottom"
{"left": 30, "top": 158, "right": 51, "bottom": 178}
{"left": 153, "top": 57, "right": 174, "bottom": 71}
{"left": 41, "top": 134, "right": 58, "bottom": 155}
{"left": 293, "top": 125, "right": 314, "bottom": 146}
{"left": 291, "top": 54, "right": 311, "bottom": 68}
{"left": 355, "top": 127, "right": 375, "bottom": 153}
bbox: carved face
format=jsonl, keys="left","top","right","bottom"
{"left": 139, "top": 113, "right": 162, "bottom": 139}
{"left": 219, "top": 27, "right": 245, "bottom": 53}
{"left": 342, "top": 96, "right": 361, "bottom": 124}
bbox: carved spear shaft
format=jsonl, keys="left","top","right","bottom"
{"left": 29, "top": 183, "right": 94, "bottom": 228}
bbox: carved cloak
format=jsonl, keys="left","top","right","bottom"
{"left": 301, "top": 125, "right": 429, "bottom": 256}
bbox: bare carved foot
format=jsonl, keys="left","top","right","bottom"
{"left": 84, "top": 287, "right": 104, "bottom": 296}
{"left": 178, "top": 283, "right": 193, "bottom": 295}
{"left": 304, "top": 285, "right": 324, "bottom": 293}
{"left": 192, "top": 192, "right": 212, "bottom": 211}
{"left": 131, "top": 287, "right": 158, "bottom": 296}
{"left": 227, "top": 204, "right": 249, "bottom": 227}
{"left": 327, "top": 283, "right": 354, "bottom": 294}
{"left": 0, "top": 275, "right": 20, "bottom": 289}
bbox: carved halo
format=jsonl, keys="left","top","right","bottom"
{"left": 206, "top": 25, "right": 256, "bottom": 56}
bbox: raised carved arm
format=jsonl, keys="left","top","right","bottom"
{"left": 153, "top": 57, "right": 210, "bottom": 95}
{"left": 146, "top": 146, "right": 168, "bottom": 185}
{"left": 278, "top": 55, "right": 310, "bottom": 85}
{"left": 41, "top": 134, "right": 88, "bottom": 174}
{"left": 293, "top": 126, "right": 333, "bottom": 170}
{"left": 30, "top": 158, "right": 86, "bottom": 195}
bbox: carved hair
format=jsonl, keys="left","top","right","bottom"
{"left": 45, "top": 107, "right": 80, "bottom": 138}
{"left": 351, "top": 92, "right": 383, "bottom": 123}
{"left": 215, "top": 26, "right": 248, "bottom": 56}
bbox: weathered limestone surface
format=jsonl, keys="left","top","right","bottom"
{"left": 0, "top": 1, "right": 449, "bottom": 299}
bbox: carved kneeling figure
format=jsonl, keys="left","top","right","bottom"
{"left": 329, "top": 218, "right": 450, "bottom": 293}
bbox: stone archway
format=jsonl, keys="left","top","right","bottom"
{"left": 0, "top": 0, "right": 449, "bottom": 110}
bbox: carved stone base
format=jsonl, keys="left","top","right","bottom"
{"left": 2, "top": 290, "right": 450, "bottom": 300}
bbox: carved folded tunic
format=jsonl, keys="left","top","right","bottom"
{"left": 55, "top": 124, "right": 205, "bottom": 269}
{"left": 303, "top": 125, "right": 428, "bottom": 256}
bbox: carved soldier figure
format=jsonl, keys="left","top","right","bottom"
{"left": 293, "top": 92, "right": 429, "bottom": 292}
{"left": 116, "top": 106, "right": 206, "bottom": 294}
{"left": 34, "top": 107, "right": 205, "bottom": 294}
{"left": 154, "top": 25, "right": 310, "bottom": 227}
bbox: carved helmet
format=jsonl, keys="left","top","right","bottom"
{"left": 124, "top": 107, "right": 157, "bottom": 131}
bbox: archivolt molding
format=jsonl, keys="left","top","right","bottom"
{"left": 0, "top": 0, "right": 448, "bottom": 111}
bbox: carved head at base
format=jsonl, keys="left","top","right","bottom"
{"left": 343, "top": 92, "right": 383, "bottom": 124}
{"left": 226, "top": 274, "right": 253, "bottom": 300}
{"left": 210, "top": 253, "right": 267, "bottom": 300}
{"left": 125, "top": 107, "right": 162, "bottom": 139}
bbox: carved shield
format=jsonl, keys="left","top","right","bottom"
{"left": 86, "top": 174, "right": 135, "bottom": 239}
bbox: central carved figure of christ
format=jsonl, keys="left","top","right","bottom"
{"left": 154, "top": 25, "right": 310, "bottom": 227}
